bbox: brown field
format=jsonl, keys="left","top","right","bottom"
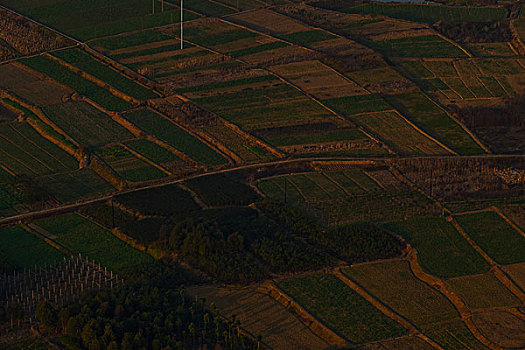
{"left": 359, "top": 336, "right": 436, "bottom": 350}
{"left": 230, "top": 9, "right": 311, "bottom": 34}
{"left": 471, "top": 310, "right": 525, "bottom": 349}
{"left": 187, "top": 285, "right": 330, "bottom": 350}
{"left": 502, "top": 262, "right": 525, "bottom": 290}
{"left": 270, "top": 60, "right": 367, "bottom": 99}
{"left": 242, "top": 45, "right": 319, "bottom": 66}
{"left": 0, "top": 64, "right": 70, "bottom": 106}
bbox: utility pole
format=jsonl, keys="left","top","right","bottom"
{"left": 180, "top": 0, "right": 184, "bottom": 50}
{"left": 152, "top": 0, "right": 155, "bottom": 14}
{"left": 284, "top": 178, "right": 287, "bottom": 204}
{"left": 162, "top": 0, "right": 164, "bottom": 12}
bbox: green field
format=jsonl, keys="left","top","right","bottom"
{"left": 0, "top": 122, "right": 78, "bottom": 176}
{"left": 345, "top": 3, "right": 507, "bottom": 24}
{"left": 97, "top": 145, "right": 167, "bottom": 182}
{"left": 323, "top": 94, "right": 391, "bottom": 115}
{"left": 0, "top": 0, "right": 200, "bottom": 41}
{"left": 90, "top": 29, "right": 174, "bottom": 51}
{"left": 383, "top": 217, "right": 490, "bottom": 278}
{"left": 123, "top": 109, "right": 227, "bottom": 166}
{"left": 34, "top": 214, "right": 152, "bottom": 271}
{"left": 421, "top": 318, "right": 489, "bottom": 350}
{"left": 0, "top": 225, "right": 65, "bottom": 270}
{"left": 51, "top": 48, "right": 158, "bottom": 100}
{"left": 279, "top": 30, "right": 337, "bottom": 45}
{"left": 367, "top": 35, "right": 468, "bottom": 58}
{"left": 183, "top": 0, "right": 236, "bottom": 17}
{"left": 278, "top": 274, "right": 407, "bottom": 343}
{"left": 37, "top": 169, "right": 114, "bottom": 203}
{"left": 185, "top": 174, "right": 259, "bottom": 206}
{"left": 43, "top": 101, "right": 134, "bottom": 147}
{"left": 124, "top": 139, "right": 192, "bottom": 173}
{"left": 21, "top": 55, "right": 131, "bottom": 112}
{"left": 455, "top": 212, "right": 525, "bottom": 265}
{"left": 386, "top": 92, "right": 484, "bottom": 155}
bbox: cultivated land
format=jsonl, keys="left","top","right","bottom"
{"left": 0, "top": 0, "right": 524, "bottom": 348}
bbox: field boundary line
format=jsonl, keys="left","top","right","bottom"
{"left": 322, "top": 172, "right": 353, "bottom": 197}
{"left": 177, "top": 183, "right": 209, "bottom": 209}
{"left": 22, "top": 224, "right": 73, "bottom": 257}
{"left": 119, "top": 143, "right": 172, "bottom": 176}
{"left": 221, "top": 120, "right": 285, "bottom": 158}
{"left": 406, "top": 248, "right": 502, "bottom": 350}
{"left": 434, "top": 32, "right": 473, "bottom": 58}
{"left": 259, "top": 281, "right": 350, "bottom": 347}
{"left": 491, "top": 206, "right": 525, "bottom": 239}
{"left": 492, "top": 266, "right": 525, "bottom": 304}
{"left": 390, "top": 110, "right": 456, "bottom": 155}
{"left": 449, "top": 217, "right": 498, "bottom": 266}
{"left": 44, "top": 53, "right": 142, "bottom": 105}
{"left": 421, "top": 90, "right": 491, "bottom": 154}
{"left": 334, "top": 268, "right": 443, "bottom": 348}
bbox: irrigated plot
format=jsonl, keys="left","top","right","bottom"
{"left": 343, "top": 260, "right": 458, "bottom": 326}
{"left": 43, "top": 101, "right": 134, "bottom": 147}
{"left": 34, "top": 214, "right": 153, "bottom": 272}
{"left": 97, "top": 145, "right": 167, "bottom": 183}
{"left": 367, "top": 35, "right": 468, "bottom": 58}
{"left": 278, "top": 273, "right": 407, "bottom": 344}
{"left": 455, "top": 212, "right": 525, "bottom": 265}
{"left": 421, "top": 318, "right": 489, "bottom": 350}
{"left": 123, "top": 108, "right": 227, "bottom": 166}
{"left": 0, "top": 225, "right": 65, "bottom": 270}
{"left": 383, "top": 216, "right": 491, "bottom": 278}
{"left": 446, "top": 272, "right": 520, "bottom": 310}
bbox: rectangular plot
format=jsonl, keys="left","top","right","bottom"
{"left": 422, "top": 319, "right": 489, "bottom": 350}
{"left": 455, "top": 212, "right": 525, "bottom": 265}
{"left": 383, "top": 216, "right": 491, "bottom": 278}
{"left": 97, "top": 145, "right": 166, "bottom": 182}
{"left": 343, "top": 169, "right": 381, "bottom": 192}
{"left": 479, "top": 76, "right": 507, "bottom": 97}
{"left": 278, "top": 273, "right": 407, "bottom": 344}
{"left": 386, "top": 92, "right": 484, "bottom": 155}
{"left": 323, "top": 94, "right": 391, "bottom": 115}
{"left": 343, "top": 260, "right": 457, "bottom": 326}
{"left": 463, "top": 77, "right": 492, "bottom": 98}
{"left": 0, "top": 225, "right": 65, "bottom": 270}
{"left": 305, "top": 173, "right": 346, "bottom": 199}
{"left": 421, "top": 60, "right": 456, "bottom": 77}
{"left": 289, "top": 174, "right": 332, "bottom": 201}
{"left": 125, "top": 139, "right": 193, "bottom": 173}
{"left": 325, "top": 171, "right": 366, "bottom": 195}
{"left": 123, "top": 108, "right": 227, "bottom": 166}
{"left": 34, "top": 214, "right": 153, "bottom": 271}
{"left": 257, "top": 177, "right": 303, "bottom": 203}
{"left": 442, "top": 77, "right": 475, "bottom": 99}
{"left": 446, "top": 273, "right": 520, "bottom": 310}
{"left": 397, "top": 60, "right": 434, "bottom": 78}
{"left": 353, "top": 111, "right": 448, "bottom": 155}
{"left": 52, "top": 48, "right": 158, "bottom": 100}
{"left": 43, "top": 101, "right": 133, "bottom": 147}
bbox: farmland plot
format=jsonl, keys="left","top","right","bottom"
{"left": 123, "top": 108, "right": 227, "bottom": 166}
{"left": 20, "top": 55, "right": 131, "bottom": 112}
{"left": 184, "top": 174, "right": 259, "bottom": 206}
{"left": 383, "top": 217, "right": 490, "bottom": 278}
{"left": 344, "top": 3, "right": 507, "bottom": 24}
{"left": 187, "top": 285, "right": 329, "bottom": 350}
{"left": 446, "top": 272, "right": 520, "bottom": 309}
{"left": 278, "top": 273, "right": 407, "bottom": 343}
{"left": 386, "top": 91, "right": 484, "bottom": 154}
{"left": 342, "top": 260, "right": 458, "bottom": 326}
{"left": 0, "top": 103, "right": 17, "bottom": 123}
{"left": 258, "top": 170, "right": 439, "bottom": 224}
{"left": 34, "top": 214, "right": 152, "bottom": 271}
{"left": 471, "top": 311, "right": 525, "bottom": 349}
{"left": 0, "top": 225, "right": 65, "bottom": 270}
{"left": 0, "top": 122, "right": 77, "bottom": 177}
{"left": 352, "top": 111, "right": 450, "bottom": 155}
{"left": 96, "top": 145, "right": 167, "bottom": 183}
{"left": 43, "top": 101, "right": 134, "bottom": 147}
{"left": 501, "top": 262, "right": 525, "bottom": 291}
{"left": 51, "top": 48, "right": 158, "bottom": 100}
{"left": 366, "top": 35, "right": 468, "bottom": 58}
{"left": 455, "top": 212, "right": 525, "bottom": 265}
{"left": 0, "top": 0, "right": 200, "bottom": 41}
{"left": 421, "top": 319, "right": 489, "bottom": 350}
{"left": 124, "top": 139, "right": 194, "bottom": 174}
{"left": 0, "top": 63, "right": 70, "bottom": 107}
